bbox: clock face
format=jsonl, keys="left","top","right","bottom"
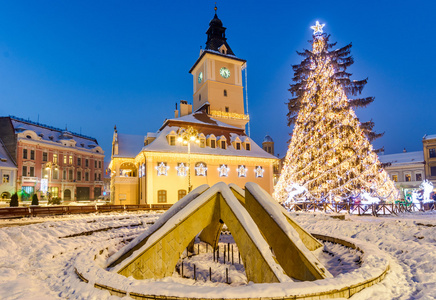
{"left": 198, "top": 72, "right": 203, "bottom": 83}
{"left": 220, "top": 67, "right": 231, "bottom": 79}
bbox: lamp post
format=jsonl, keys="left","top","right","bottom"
{"left": 177, "top": 127, "right": 199, "bottom": 192}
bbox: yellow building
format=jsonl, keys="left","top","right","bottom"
{"left": 109, "top": 10, "right": 278, "bottom": 205}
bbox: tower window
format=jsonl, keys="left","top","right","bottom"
{"left": 225, "top": 106, "right": 229, "bottom": 112}
{"left": 224, "top": 90, "right": 227, "bottom": 97}
{"left": 199, "top": 94, "right": 201, "bottom": 101}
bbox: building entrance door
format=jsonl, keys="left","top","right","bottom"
{"left": 77, "top": 187, "right": 90, "bottom": 200}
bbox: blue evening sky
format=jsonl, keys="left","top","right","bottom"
{"left": 0, "top": 0, "right": 434, "bottom": 159}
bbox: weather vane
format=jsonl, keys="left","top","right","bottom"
{"left": 310, "top": 21, "right": 325, "bottom": 35}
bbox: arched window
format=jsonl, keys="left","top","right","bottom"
{"left": 224, "top": 90, "right": 227, "bottom": 97}
{"left": 158, "top": 190, "right": 167, "bottom": 203}
{"left": 178, "top": 189, "right": 187, "bottom": 200}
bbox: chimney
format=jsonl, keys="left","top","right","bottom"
{"left": 179, "top": 100, "right": 192, "bottom": 117}
{"left": 403, "top": 148, "right": 407, "bottom": 153}
{"left": 174, "top": 103, "right": 179, "bottom": 118}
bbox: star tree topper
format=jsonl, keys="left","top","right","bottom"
{"left": 310, "top": 21, "right": 325, "bottom": 35}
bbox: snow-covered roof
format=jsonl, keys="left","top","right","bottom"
{"left": 9, "top": 116, "right": 100, "bottom": 151}
{"left": 0, "top": 139, "right": 16, "bottom": 169}
{"left": 423, "top": 134, "right": 436, "bottom": 141}
{"left": 115, "top": 133, "right": 144, "bottom": 158}
{"left": 162, "top": 111, "right": 241, "bottom": 130}
{"left": 378, "top": 151, "right": 424, "bottom": 166}
{"left": 141, "top": 126, "right": 276, "bottom": 159}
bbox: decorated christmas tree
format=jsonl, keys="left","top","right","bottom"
{"left": 273, "top": 21, "right": 398, "bottom": 204}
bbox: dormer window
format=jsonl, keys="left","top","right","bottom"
{"left": 218, "top": 136, "right": 227, "bottom": 149}
{"left": 236, "top": 142, "right": 241, "bottom": 150}
{"left": 198, "top": 133, "right": 206, "bottom": 148}
{"left": 167, "top": 131, "right": 177, "bottom": 146}
{"left": 242, "top": 137, "right": 251, "bottom": 151}
{"left": 246, "top": 143, "right": 251, "bottom": 151}
{"left": 219, "top": 44, "right": 228, "bottom": 55}
{"left": 207, "top": 134, "right": 216, "bottom": 149}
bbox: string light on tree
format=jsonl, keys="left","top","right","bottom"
{"left": 273, "top": 21, "right": 398, "bottom": 203}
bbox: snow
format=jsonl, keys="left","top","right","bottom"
{"left": 423, "top": 134, "right": 436, "bottom": 141}
{"left": 141, "top": 126, "right": 276, "bottom": 159}
{"left": 0, "top": 209, "right": 435, "bottom": 299}
{"left": 0, "top": 141, "right": 15, "bottom": 168}
{"left": 110, "top": 182, "right": 289, "bottom": 283}
{"left": 378, "top": 151, "right": 424, "bottom": 165}
{"left": 114, "top": 133, "right": 145, "bottom": 158}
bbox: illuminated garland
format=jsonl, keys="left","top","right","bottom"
{"left": 209, "top": 110, "right": 250, "bottom": 120}
{"left": 273, "top": 23, "right": 398, "bottom": 203}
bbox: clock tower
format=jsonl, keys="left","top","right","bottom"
{"left": 189, "top": 8, "right": 249, "bottom": 130}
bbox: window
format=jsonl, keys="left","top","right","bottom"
{"left": 405, "top": 174, "right": 411, "bottom": 182}
{"left": 236, "top": 142, "right": 241, "bottom": 150}
{"left": 43, "top": 168, "right": 49, "bottom": 179}
{"left": 221, "top": 140, "right": 226, "bottom": 149}
{"left": 224, "top": 90, "right": 227, "bottom": 97}
{"left": 178, "top": 190, "right": 187, "bottom": 200}
{"left": 430, "top": 148, "right": 436, "bottom": 158}
{"left": 199, "top": 94, "right": 201, "bottom": 101}
{"left": 99, "top": 161, "right": 102, "bottom": 169}
{"left": 63, "top": 155, "right": 67, "bottom": 164}
{"left": 42, "top": 152, "right": 48, "bottom": 162}
{"left": 85, "top": 159, "right": 89, "bottom": 167}
{"left": 94, "top": 173, "right": 97, "bottom": 180}
{"left": 431, "top": 166, "right": 436, "bottom": 176}
{"left": 53, "top": 154, "right": 58, "bottom": 164}
{"left": 255, "top": 166, "right": 264, "bottom": 178}
{"left": 77, "top": 158, "right": 81, "bottom": 166}
{"left": 22, "top": 166, "right": 27, "bottom": 176}
{"left": 195, "top": 162, "right": 207, "bottom": 176}
{"left": 77, "top": 171, "right": 82, "bottom": 181}
{"left": 392, "top": 175, "right": 398, "bottom": 182}
{"left": 69, "top": 169, "right": 73, "bottom": 180}
{"left": 69, "top": 156, "right": 73, "bottom": 164}
{"left": 53, "top": 169, "right": 59, "bottom": 180}
{"left": 85, "top": 172, "right": 89, "bottom": 181}
{"left": 29, "top": 167, "right": 34, "bottom": 177}
{"left": 176, "top": 162, "right": 188, "bottom": 176}
{"left": 158, "top": 190, "right": 167, "bottom": 203}
{"left": 218, "top": 164, "right": 229, "bottom": 177}
{"left": 98, "top": 174, "right": 101, "bottom": 181}
{"left": 156, "top": 162, "right": 169, "bottom": 176}
{"left": 3, "top": 174, "right": 9, "bottom": 183}
{"left": 94, "top": 160, "right": 97, "bottom": 168}
{"left": 30, "top": 150, "right": 35, "bottom": 160}
{"left": 416, "top": 173, "right": 422, "bottom": 181}
{"left": 246, "top": 143, "right": 251, "bottom": 151}
{"left": 225, "top": 106, "right": 229, "bottom": 112}
{"left": 23, "top": 149, "right": 28, "bottom": 159}
{"left": 63, "top": 170, "right": 67, "bottom": 180}
{"left": 237, "top": 165, "right": 248, "bottom": 177}
{"left": 200, "top": 139, "right": 205, "bottom": 148}
{"left": 210, "top": 140, "right": 216, "bottom": 148}
{"left": 169, "top": 136, "right": 176, "bottom": 146}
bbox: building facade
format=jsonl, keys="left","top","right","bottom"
{"left": 0, "top": 138, "right": 17, "bottom": 199}
{"left": 0, "top": 116, "right": 105, "bottom": 201}
{"left": 423, "top": 134, "right": 436, "bottom": 187}
{"left": 109, "top": 11, "right": 278, "bottom": 205}
{"left": 379, "top": 150, "right": 425, "bottom": 200}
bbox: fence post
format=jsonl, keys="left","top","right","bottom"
{"left": 181, "top": 261, "right": 184, "bottom": 277}
{"left": 226, "top": 268, "right": 229, "bottom": 284}
{"left": 209, "top": 267, "right": 212, "bottom": 281}
{"left": 194, "top": 264, "right": 196, "bottom": 281}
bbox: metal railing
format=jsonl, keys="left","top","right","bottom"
{"left": 0, "top": 203, "right": 172, "bottom": 218}
{"left": 286, "top": 202, "right": 435, "bottom": 216}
